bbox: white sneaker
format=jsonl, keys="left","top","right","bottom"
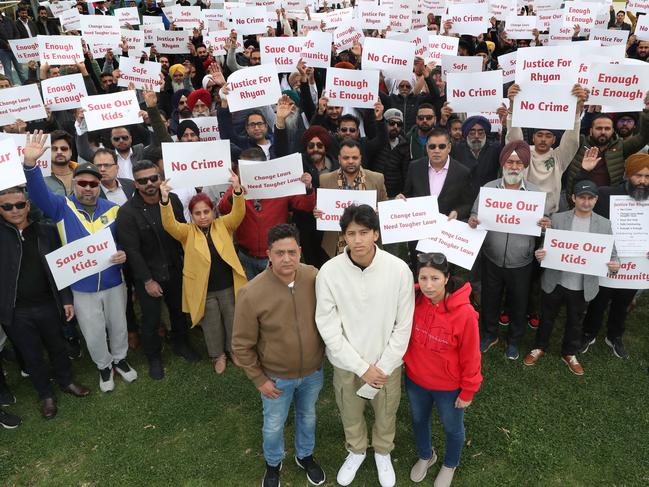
{"left": 336, "top": 451, "right": 366, "bottom": 486}
{"left": 374, "top": 453, "right": 396, "bottom": 487}
{"left": 434, "top": 466, "right": 457, "bottom": 487}
{"left": 114, "top": 359, "right": 138, "bottom": 382}
{"left": 99, "top": 367, "right": 114, "bottom": 393}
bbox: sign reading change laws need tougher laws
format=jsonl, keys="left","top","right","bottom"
{"left": 238, "top": 153, "right": 306, "bottom": 200}
{"left": 316, "top": 189, "right": 377, "bottom": 231}
{"left": 324, "top": 68, "right": 379, "bottom": 109}
{"left": 541, "top": 228, "right": 615, "bottom": 277}
{"left": 377, "top": 196, "right": 440, "bottom": 245}
{"left": 416, "top": 219, "right": 487, "bottom": 270}
{"left": 162, "top": 140, "right": 231, "bottom": 189}
{"left": 45, "top": 228, "right": 117, "bottom": 290}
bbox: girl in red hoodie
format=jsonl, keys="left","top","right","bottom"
{"left": 403, "top": 253, "right": 482, "bottom": 487}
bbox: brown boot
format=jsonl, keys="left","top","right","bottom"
{"left": 562, "top": 355, "right": 584, "bottom": 376}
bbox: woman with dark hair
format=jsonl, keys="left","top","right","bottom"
{"left": 159, "top": 171, "right": 247, "bottom": 374}
{"left": 404, "top": 253, "right": 482, "bottom": 487}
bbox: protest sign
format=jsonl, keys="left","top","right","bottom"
{"left": 609, "top": 196, "right": 649, "bottom": 257}
{"left": 230, "top": 6, "right": 273, "bottom": 35}
{"left": 37, "top": 35, "right": 83, "bottom": 65}
{"left": 59, "top": 8, "right": 81, "bottom": 31}
{"left": 534, "top": 0, "right": 562, "bottom": 11}
{"left": 260, "top": 37, "right": 304, "bottom": 72}
{"left": 301, "top": 31, "right": 332, "bottom": 69}
{"left": 239, "top": 153, "right": 306, "bottom": 200}
{"left": 162, "top": 6, "right": 175, "bottom": 21}
{"left": 636, "top": 14, "right": 649, "bottom": 41}
{"left": 203, "top": 9, "right": 226, "bottom": 25}
{"left": 447, "top": 70, "right": 503, "bottom": 112}
{"left": 299, "top": 19, "right": 322, "bottom": 36}
{"left": 117, "top": 58, "right": 163, "bottom": 92}
{"left": 81, "top": 91, "right": 143, "bottom": 132}
{"left": 358, "top": 3, "right": 390, "bottom": 29}
{"left": 489, "top": 0, "right": 516, "bottom": 20}
{"left": 627, "top": 0, "right": 649, "bottom": 13}
{"left": 41, "top": 73, "right": 88, "bottom": 111}
{"left": 204, "top": 30, "right": 243, "bottom": 55}
{"left": 427, "top": 35, "right": 459, "bottom": 64}
{"left": 465, "top": 108, "right": 505, "bottom": 133}
{"left": 587, "top": 63, "right": 649, "bottom": 112}
{"left": 378, "top": 196, "right": 440, "bottom": 244}
{"left": 0, "top": 84, "right": 47, "bottom": 125}
{"left": 537, "top": 9, "right": 563, "bottom": 31}
{"left": 333, "top": 20, "right": 364, "bottom": 51}
{"left": 389, "top": 8, "right": 412, "bottom": 32}
{"left": 154, "top": 30, "right": 192, "bottom": 54}
{"left": 49, "top": 1, "right": 74, "bottom": 17}
{"left": 599, "top": 258, "right": 649, "bottom": 290}
{"left": 162, "top": 140, "right": 231, "bottom": 189}
{"left": 185, "top": 117, "right": 220, "bottom": 141}
{"left": 121, "top": 28, "right": 146, "bottom": 57}
{"left": 542, "top": 228, "right": 614, "bottom": 277}
{"left": 440, "top": 54, "right": 483, "bottom": 81}
{"left": 45, "top": 228, "right": 117, "bottom": 290}
{"left": 511, "top": 83, "right": 576, "bottom": 130}
{"left": 589, "top": 28, "right": 629, "bottom": 45}
{"left": 0, "top": 133, "right": 51, "bottom": 177}
{"left": 416, "top": 219, "right": 487, "bottom": 270}
{"left": 504, "top": 15, "right": 537, "bottom": 39}
{"left": 316, "top": 189, "right": 377, "bottom": 231}
{"left": 391, "top": 28, "right": 428, "bottom": 59}
{"left": 313, "top": 7, "right": 354, "bottom": 29}
{"left": 362, "top": 38, "right": 415, "bottom": 77}
{"left": 547, "top": 17, "right": 576, "bottom": 45}
{"left": 115, "top": 7, "right": 140, "bottom": 25}
{"left": 80, "top": 14, "right": 120, "bottom": 38}
{"left": 173, "top": 6, "right": 203, "bottom": 30}
{"left": 9, "top": 38, "right": 39, "bottom": 63}
{"left": 144, "top": 23, "right": 165, "bottom": 43}
{"left": 498, "top": 50, "right": 516, "bottom": 83}
{"left": 227, "top": 65, "right": 282, "bottom": 112}
{"left": 477, "top": 187, "right": 547, "bottom": 236}
{"left": 0, "top": 138, "right": 26, "bottom": 192}
{"left": 562, "top": 1, "right": 602, "bottom": 32}
{"left": 324, "top": 68, "right": 379, "bottom": 109}
{"left": 515, "top": 46, "right": 579, "bottom": 85}
{"left": 444, "top": 4, "right": 490, "bottom": 36}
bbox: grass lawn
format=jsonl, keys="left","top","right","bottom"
{"left": 1, "top": 293, "right": 648, "bottom": 487}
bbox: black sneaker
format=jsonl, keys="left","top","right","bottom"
{"left": 605, "top": 337, "right": 629, "bottom": 359}
{"left": 262, "top": 462, "right": 281, "bottom": 487}
{"left": 0, "top": 388, "right": 16, "bottom": 407}
{"left": 148, "top": 358, "right": 164, "bottom": 381}
{"left": 67, "top": 337, "right": 82, "bottom": 360}
{"left": 295, "top": 455, "right": 326, "bottom": 486}
{"left": 0, "top": 408, "right": 21, "bottom": 429}
{"left": 172, "top": 342, "right": 200, "bottom": 363}
{"left": 114, "top": 359, "right": 138, "bottom": 382}
{"left": 580, "top": 334, "right": 596, "bottom": 354}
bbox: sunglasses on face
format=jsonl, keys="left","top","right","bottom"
{"left": 112, "top": 135, "right": 129, "bottom": 142}
{"left": 307, "top": 141, "right": 324, "bottom": 149}
{"left": 136, "top": 175, "right": 160, "bottom": 185}
{"left": 417, "top": 115, "right": 435, "bottom": 121}
{"left": 417, "top": 252, "right": 447, "bottom": 266}
{"left": 0, "top": 201, "right": 27, "bottom": 211}
{"left": 339, "top": 127, "right": 357, "bottom": 133}
{"left": 76, "top": 180, "right": 100, "bottom": 188}
{"left": 388, "top": 120, "right": 403, "bottom": 127}
{"left": 427, "top": 143, "right": 447, "bottom": 150}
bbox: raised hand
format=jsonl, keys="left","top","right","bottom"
{"left": 228, "top": 168, "right": 242, "bottom": 193}
{"left": 581, "top": 146, "right": 601, "bottom": 172}
{"left": 23, "top": 131, "right": 50, "bottom": 167}
{"left": 160, "top": 178, "right": 173, "bottom": 203}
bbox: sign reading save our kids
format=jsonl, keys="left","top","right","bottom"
{"left": 478, "top": 187, "right": 547, "bottom": 236}
{"left": 316, "top": 189, "right": 377, "bottom": 231}
{"left": 45, "top": 228, "right": 117, "bottom": 290}
{"left": 542, "top": 229, "right": 615, "bottom": 277}
{"left": 162, "top": 140, "right": 231, "bottom": 189}
{"left": 238, "top": 153, "right": 306, "bottom": 200}
{"left": 81, "top": 91, "right": 143, "bottom": 132}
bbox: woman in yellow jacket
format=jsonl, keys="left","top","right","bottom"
{"left": 160, "top": 172, "right": 247, "bottom": 374}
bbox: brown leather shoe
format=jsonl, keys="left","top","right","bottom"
{"left": 562, "top": 355, "right": 584, "bottom": 376}
{"left": 61, "top": 383, "right": 91, "bottom": 397}
{"left": 128, "top": 332, "right": 140, "bottom": 349}
{"left": 41, "top": 397, "right": 57, "bottom": 419}
{"left": 213, "top": 355, "right": 227, "bottom": 374}
{"left": 523, "top": 349, "right": 545, "bottom": 366}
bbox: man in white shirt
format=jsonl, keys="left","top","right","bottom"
{"left": 316, "top": 205, "right": 414, "bottom": 487}
{"left": 96, "top": 149, "right": 135, "bottom": 206}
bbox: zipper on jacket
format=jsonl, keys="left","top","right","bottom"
{"left": 290, "top": 285, "right": 304, "bottom": 378}
{"left": 9, "top": 225, "right": 22, "bottom": 309}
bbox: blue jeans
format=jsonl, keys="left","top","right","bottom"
{"left": 406, "top": 376, "right": 465, "bottom": 468}
{"left": 237, "top": 249, "right": 268, "bottom": 281}
{"left": 261, "top": 368, "right": 323, "bottom": 467}
{"left": 0, "top": 49, "right": 25, "bottom": 85}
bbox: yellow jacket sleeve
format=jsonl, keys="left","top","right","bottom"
{"left": 160, "top": 200, "right": 190, "bottom": 243}
{"left": 221, "top": 190, "right": 246, "bottom": 233}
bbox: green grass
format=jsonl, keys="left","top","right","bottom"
{"left": 1, "top": 294, "right": 648, "bottom": 487}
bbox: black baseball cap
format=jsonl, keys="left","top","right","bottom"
{"left": 573, "top": 179, "right": 598, "bottom": 197}
{"left": 73, "top": 163, "right": 102, "bottom": 180}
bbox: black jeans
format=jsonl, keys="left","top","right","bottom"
{"left": 582, "top": 286, "right": 637, "bottom": 340}
{"left": 124, "top": 267, "right": 139, "bottom": 333}
{"left": 134, "top": 269, "right": 189, "bottom": 359}
{"left": 5, "top": 302, "right": 73, "bottom": 400}
{"left": 481, "top": 259, "right": 534, "bottom": 345}
{"left": 535, "top": 285, "right": 586, "bottom": 355}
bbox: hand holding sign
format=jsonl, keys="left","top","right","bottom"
{"left": 229, "top": 168, "right": 242, "bottom": 194}
{"left": 23, "top": 130, "right": 49, "bottom": 167}
{"left": 160, "top": 178, "right": 172, "bottom": 203}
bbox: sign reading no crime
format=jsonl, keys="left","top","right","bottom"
{"left": 162, "top": 140, "right": 232, "bottom": 189}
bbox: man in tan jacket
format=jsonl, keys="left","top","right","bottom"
{"left": 232, "top": 224, "right": 325, "bottom": 487}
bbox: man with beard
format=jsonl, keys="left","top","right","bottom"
{"left": 380, "top": 109, "right": 411, "bottom": 198}
{"left": 45, "top": 131, "right": 77, "bottom": 196}
{"left": 310, "top": 95, "right": 344, "bottom": 136}
{"left": 36, "top": 6, "right": 61, "bottom": 36}
{"left": 167, "top": 64, "right": 193, "bottom": 93}
{"left": 565, "top": 92, "right": 649, "bottom": 196}
{"left": 579, "top": 153, "right": 649, "bottom": 360}
{"left": 76, "top": 124, "right": 145, "bottom": 179}
{"left": 186, "top": 88, "right": 211, "bottom": 117}
{"left": 468, "top": 141, "right": 551, "bottom": 360}
{"left": 314, "top": 140, "right": 388, "bottom": 259}
{"left": 630, "top": 40, "right": 648, "bottom": 61}
{"left": 405, "top": 104, "right": 438, "bottom": 161}
{"left": 613, "top": 113, "right": 640, "bottom": 142}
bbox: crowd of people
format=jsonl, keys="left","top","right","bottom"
{"left": 0, "top": 1, "right": 648, "bottom": 486}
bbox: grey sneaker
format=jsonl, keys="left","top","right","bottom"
{"left": 434, "top": 466, "right": 457, "bottom": 487}
{"left": 580, "top": 334, "right": 596, "bottom": 354}
{"left": 410, "top": 450, "right": 438, "bottom": 482}
{"left": 605, "top": 337, "right": 629, "bottom": 359}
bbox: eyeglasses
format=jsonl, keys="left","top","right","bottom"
{"left": 468, "top": 129, "right": 485, "bottom": 136}
{"left": 247, "top": 121, "right": 266, "bottom": 129}
{"left": 135, "top": 175, "right": 160, "bottom": 185}
{"left": 0, "top": 201, "right": 27, "bottom": 211}
{"left": 112, "top": 135, "right": 130, "bottom": 142}
{"left": 76, "top": 180, "right": 100, "bottom": 188}
{"left": 52, "top": 146, "right": 69, "bottom": 152}
{"left": 398, "top": 83, "right": 411, "bottom": 88}
{"left": 95, "top": 163, "right": 116, "bottom": 169}
{"left": 339, "top": 127, "right": 357, "bottom": 133}
{"left": 504, "top": 159, "right": 525, "bottom": 167}
{"left": 617, "top": 119, "right": 635, "bottom": 125}
{"left": 427, "top": 143, "right": 447, "bottom": 150}
{"left": 388, "top": 120, "right": 403, "bottom": 127}
{"left": 417, "top": 115, "right": 435, "bottom": 121}
{"left": 307, "top": 141, "right": 324, "bottom": 149}
{"left": 417, "top": 252, "right": 447, "bottom": 266}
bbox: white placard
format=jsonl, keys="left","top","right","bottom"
{"left": 444, "top": 4, "right": 490, "bottom": 36}
{"left": 636, "top": 14, "right": 649, "bottom": 41}
{"left": 203, "top": 9, "right": 226, "bottom": 25}
{"left": 588, "top": 63, "right": 649, "bottom": 112}
{"left": 204, "top": 29, "right": 243, "bottom": 56}
{"left": 85, "top": 35, "right": 121, "bottom": 59}
{"left": 562, "top": 1, "right": 603, "bottom": 32}
{"left": 324, "top": 68, "right": 379, "bottom": 109}
{"left": 504, "top": 15, "right": 537, "bottom": 39}
{"left": 599, "top": 257, "right": 649, "bottom": 289}
{"left": 313, "top": 7, "right": 354, "bottom": 29}
{"left": 537, "top": 9, "right": 563, "bottom": 31}
{"left": 230, "top": 6, "right": 273, "bottom": 35}
{"left": 511, "top": 83, "right": 577, "bottom": 130}
{"left": 362, "top": 37, "right": 415, "bottom": 77}
{"left": 0, "top": 84, "right": 47, "bottom": 125}
{"left": 427, "top": 35, "right": 459, "bottom": 64}
{"left": 59, "top": 8, "right": 81, "bottom": 31}
{"left": 187, "top": 116, "right": 220, "bottom": 141}
{"left": 515, "top": 46, "right": 579, "bottom": 85}
{"left": 447, "top": 70, "right": 503, "bottom": 112}
{"left": 9, "top": 38, "right": 39, "bottom": 63}
{"left": 173, "top": 6, "right": 203, "bottom": 30}
{"left": 627, "top": 0, "right": 649, "bottom": 13}
{"left": 389, "top": 8, "right": 412, "bottom": 32}
{"left": 478, "top": 186, "right": 547, "bottom": 236}
{"left": 162, "top": 140, "right": 232, "bottom": 189}
{"left": 316, "top": 188, "right": 377, "bottom": 231}
{"left": 115, "top": 7, "right": 140, "bottom": 26}
{"left": 0, "top": 138, "right": 26, "bottom": 192}
{"left": 589, "top": 28, "right": 629, "bottom": 45}
{"left": 416, "top": 219, "right": 488, "bottom": 270}
{"left": 0, "top": 133, "right": 51, "bottom": 177}
{"left": 154, "top": 30, "right": 192, "bottom": 54}
{"left": 45, "top": 228, "right": 118, "bottom": 290}
{"left": 610, "top": 195, "right": 649, "bottom": 257}
{"left": 260, "top": 37, "right": 304, "bottom": 72}
{"left": 227, "top": 65, "right": 282, "bottom": 113}
{"left": 391, "top": 28, "right": 428, "bottom": 59}
{"left": 81, "top": 91, "right": 143, "bottom": 132}
{"left": 542, "top": 228, "right": 614, "bottom": 277}
{"left": 239, "top": 153, "right": 306, "bottom": 200}
{"left": 37, "top": 35, "right": 83, "bottom": 65}
{"left": 144, "top": 23, "right": 165, "bottom": 44}
{"left": 121, "top": 28, "right": 146, "bottom": 57}
{"left": 498, "top": 50, "right": 516, "bottom": 83}
{"left": 302, "top": 31, "right": 332, "bottom": 69}
{"left": 440, "top": 54, "right": 483, "bottom": 81}
{"left": 117, "top": 58, "right": 163, "bottom": 92}
{"left": 358, "top": 3, "right": 390, "bottom": 29}
{"left": 534, "top": 0, "right": 563, "bottom": 11}
{"left": 333, "top": 19, "right": 365, "bottom": 52}
{"left": 378, "top": 196, "right": 440, "bottom": 244}
{"left": 41, "top": 73, "right": 88, "bottom": 111}
{"left": 490, "top": 0, "right": 516, "bottom": 20}
{"left": 547, "top": 17, "right": 576, "bottom": 45}
{"left": 50, "top": 1, "right": 74, "bottom": 17}
{"left": 80, "top": 14, "right": 120, "bottom": 38}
